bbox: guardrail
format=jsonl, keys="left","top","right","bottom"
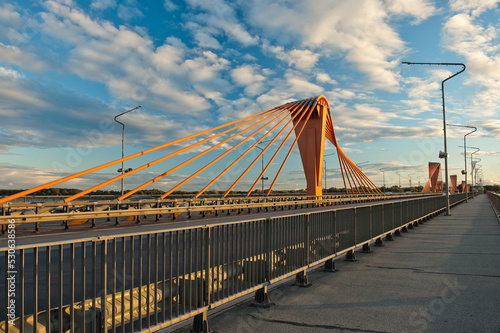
{"left": 0, "top": 193, "right": 438, "bottom": 233}
{"left": 487, "top": 191, "right": 500, "bottom": 219}
{"left": 0, "top": 193, "right": 468, "bottom": 333}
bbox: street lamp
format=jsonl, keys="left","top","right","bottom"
{"left": 396, "top": 171, "right": 401, "bottom": 188}
{"left": 473, "top": 164, "right": 480, "bottom": 192}
{"left": 255, "top": 139, "right": 271, "bottom": 193}
{"left": 356, "top": 161, "right": 369, "bottom": 170}
{"left": 379, "top": 168, "right": 386, "bottom": 193}
{"left": 402, "top": 61, "right": 466, "bottom": 216}
{"left": 448, "top": 124, "right": 477, "bottom": 202}
{"left": 472, "top": 156, "right": 481, "bottom": 194}
{"left": 408, "top": 173, "right": 414, "bottom": 191}
{"left": 114, "top": 106, "right": 142, "bottom": 196}
{"left": 460, "top": 146, "right": 479, "bottom": 198}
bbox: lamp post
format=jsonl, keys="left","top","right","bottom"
{"left": 408, "top": 173, "right": 414, "bottom": 191}
{"left": 255, "top": 139, "right": 272, "bottom": 194}
{"left": 402, "top": 61, "right": 466, "bottom": 216}
{"left": 379, "top": 168, "right": 386, "bottom": 193}
{"left": 461, "top": 146, "right": 479, "bottom": 198}
{"left": 448, "top": 124, "right": 477, "bottom": 202}
{"left": 472, "top": 157, "right": 481, "bottom": 195}
{"left": 474, "top": 164, "right": 481, "bottom": 190}
{"left": 396, "top": 171, "right": 401, "bottom": 188}
{"left": 114, "top": 106, "right": 141, "bottom": 196}
{"left": 356, "top": 161, "right": 369, "bottom": 170}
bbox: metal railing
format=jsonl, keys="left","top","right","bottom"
{"left": 0, "top": 193, "right": 468, "bottom": 332}
{"left": 487, "top": 191, "right": 500, "bottom": 219}
{"left": 0, "top": 193, "right": 438, "bottom": 233}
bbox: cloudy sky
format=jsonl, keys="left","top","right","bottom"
{"left": 0, "top": 0, "right": 499, "bottom": 194}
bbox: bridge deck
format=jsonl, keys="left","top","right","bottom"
{"left": 173, "top": 194, "right": 500, "bottom": 333}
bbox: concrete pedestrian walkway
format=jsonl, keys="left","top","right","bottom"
{"left": 176, "top": 194, "right": 500, "bottom": 333}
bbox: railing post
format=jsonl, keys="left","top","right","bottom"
{"left": 266, "top": 217, "right": 271, "bottom": 282}
{"left": 295, "top": 214, "right": 312, "bottom": 287}
{"left": 252, "top": 218, "right": 275, "bottom": 307}
{"left": 35, "top": 203, "right": 40, "bottom": 233}
{"left": 91, "top": 202, "right": 96, "bottom": 228}
{"left": 192, "top": 226, "right": 211, "bottom": 332}
{"left": 100, "top": 238, "right": 107, "bottom": 333}
{"left": 64, "top": 203, "right": 69, "bottom": 229}
{"left": 1, "top": 204, "right": 6, "bottom": 234}
{"left": 305, "top": 214, "right": 310, "bottom": 267}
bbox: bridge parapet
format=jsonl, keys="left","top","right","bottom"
{"left": 0, "top": 193, "right": 470, "bottom": 332}
{"left": 1, "top": 193, "right": 440, "bottom": 233}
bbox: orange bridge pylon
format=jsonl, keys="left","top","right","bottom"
{"left": 0, "top": 96, "right": 380, "bottom": 204}
{"left": 422, "top": 162, "right": 443, "bottom": 193}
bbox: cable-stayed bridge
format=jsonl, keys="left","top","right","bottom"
{"left": 0, "top": 96, "right": 383, "bottom": 230}
{"left": 0, "top": 96, "right": 379, "bottom": 204}
{"left": 1, "top": 96, "right": 484, "bottom": 333}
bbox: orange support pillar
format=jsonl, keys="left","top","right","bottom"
{"left": 292, "top": 98, "right": 328, "bottom": 197}
{"left": 450, "top": 175, "right": 457, "bottom": 193}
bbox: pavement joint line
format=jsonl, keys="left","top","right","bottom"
{"left": 247, "top": 314, "right": 391, "bottom": 333}
{"left": 364, "top": 264, "right": 500, "bottom": 279}
{"left": 390, "top": 251, "right": 500, "bottom": 255}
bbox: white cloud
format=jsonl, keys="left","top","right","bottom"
{"left": 0, "top": 66, "right": 23, "bottom": 79}
{"left": 193, "top": 30, "right": 222, "bottom": 49}
{"left": 255, "top": 71, "right": 324, "bottom": 109}
{"left": 0, "top": 3, "right": 21, "bottom": 22}
{"left": 384, "top": 0, "right": 437, "bottom": 24}
{"left": 230, "top": 65, "right": 266, "bottom": 96}
{"left": 185, "top": 0, "right": 259, "bottom": 46}
{"left": 0, "top": 43, "right": 51, "bottom": 72}
{"left": 442, "top": 5, "right": 500, "bottom": 119}
{"left": 400, "top": 69, "right": 457, "bottom": 115}
{"left": 327, "top": 88, "right": 357, "bottom": 100}
{"left": 164, "top": 0, "right": 178, "bottom": 11}
{"left": 477, "top": 120, "right": 500, "bottom": 138}
{"left": 117, "top": 3, "right": 144, "bottom": 21}
{"left": 38, "top": 1, "right": 213, "bottom": 113}
{"left": 449, "top": 0, "right": 500, "bottom": 16}
{"left": 288, "top": 49, "right": 320, "bottom": 70}
{"left": 286, "top": 74, "right": 324, "bottom": 95}
{"left": 91, "top": 0, "right": 116, "bottom": 10}
{"left": 316, "top": 73, "right": 337, "bottom": 84}
{"left": 246, "top": 0, "right": 415, "bottom": 91}
{"left": 0, "top": 78, "right": 48, "bottom": 108}
{"left": 330, "top": 102, "right": 440, "bottom": 143}
{"left": 262, "top": 44, "right": 320, "bottom": 71}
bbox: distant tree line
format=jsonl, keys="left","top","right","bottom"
{"left": 0, "top": 188, "right": 167, "bottom": 196}
{"left": 484, "top": 185, "right": 500, "bottom": 192}
{"left": 4, "top": 184, "right": 495, "bottom": 198}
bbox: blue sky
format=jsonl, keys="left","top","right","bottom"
{"left": 0, "top": 0, "right": 498, "bottom": 193}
